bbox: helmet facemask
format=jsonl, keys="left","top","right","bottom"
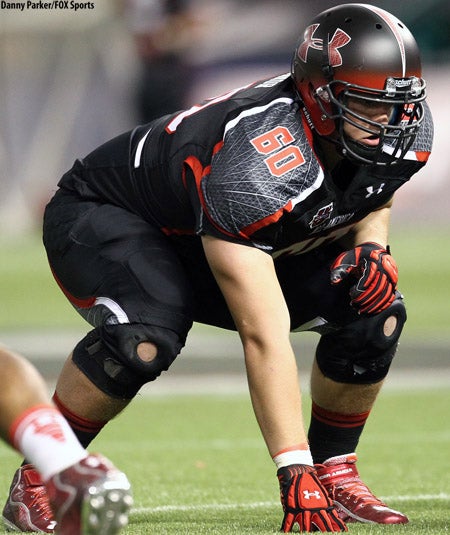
{"left": 291, "top": 3, "right": 428, "bottom": 166}
{"left": 312, "top": 77, "right": 426, "bottom": 166}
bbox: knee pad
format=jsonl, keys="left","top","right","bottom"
{"left": 72, "top": 324, "right": 184, "bottom": 399}
{"left": 316, "top": 298, "right": 407, "bottom": 384}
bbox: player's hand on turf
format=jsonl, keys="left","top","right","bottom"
{"left": 277, "top": 464, "right": 347, "bottom": 532}
{"left": 330, "top": 242, "right": 398, "bottom": 315}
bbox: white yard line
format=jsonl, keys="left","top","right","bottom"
{"left": 136, "top": 368, "right": 450, "bottom": 397}
{"left": 132, "top": 493, "right": 450, "bottom": 514}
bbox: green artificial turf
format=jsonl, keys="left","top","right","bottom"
{"left": 0, "top": 389, "right": 448, "bottom": 534}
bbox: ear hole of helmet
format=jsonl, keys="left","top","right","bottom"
{"left": 303, "top": 83, "right": 335, "bottom": 136}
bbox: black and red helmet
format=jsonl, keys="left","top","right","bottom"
{"left": 292, "top": 3, "right": 426, "bottom": 165}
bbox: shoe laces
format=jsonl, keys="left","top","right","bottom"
{"left": 333, "top": 474, "right": 386, "bottom": 507}
{"left": 27, "top": 485, "right": 53, "bottom": 518}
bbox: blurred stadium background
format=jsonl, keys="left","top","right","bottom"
{"left": 0, "top": 0, "right": 449, "bottom": 388}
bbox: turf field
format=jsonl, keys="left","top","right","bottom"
{"left": 0, "top": 230, "right": 449, "bottom": 533}
{"left": 0, "top": 390, "right": 448, "bottom": 534}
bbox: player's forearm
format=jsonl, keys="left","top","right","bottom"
{"left": 201, "top": 236, "right": 308, "bottom": 456}
{"left": 243, "top": 339, "right": 308, "bottom": 457}
{"left": 348, "top": 202, "right": 392, "bottom": 247}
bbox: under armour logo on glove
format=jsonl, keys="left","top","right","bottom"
{"left": 330, "top": 242, "right": 398, "bottom": 315}
{"left": 277, "top": 464, "right": 347, "bottom": 532}
{"left": 303, "top": 489, "right": 322, "bottom": 500}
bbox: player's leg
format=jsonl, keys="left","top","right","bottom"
{"left": 310, "top": 361, "right": 383, "bottom": 414}
{"left": 42, "top": 194, "right": 193, "bottom": 444}
{"left": 308, "top": 295, "right": 406, "bottom": 453}
{"left": 0, "top": 346, "right": 88, "bottom": 476}
{"left": 0, "top": 346, "right": 87, "bottom": 476}
{"left": 52, "top": 322, "right": 186, "bottom": 442}
{"left": 275, "top": 245, "right": 409, "bottom": 525}
{"left": 55, "top": 353, "right": 131, "bottom": 424}
{"left": 0, "top": 346, "right": 50, "bottom": 439}
{"left": 0, "top": 346, "right": 81, "bottom": 533}
{"left": 50, "top": 232, "right": 234, "bottom": 452}
{"left": 309, "top": 298, "right": 409, "bottom": 524}
{"left": 0, "top": 346, "right": 132, "bottom": 534}
{"left": 4, "top": 194, "right": 189, "bottom": 533}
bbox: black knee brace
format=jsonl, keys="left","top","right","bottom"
{"left": 316, "top": 298, "right": 407, "bottom": 384}
{"left": 72, "top": 324, "right": 184, "bottom": 399}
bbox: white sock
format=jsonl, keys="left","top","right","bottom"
{"left": 10, "top": 404, "right": 87, "bottom": 481}
{"left": 272, "top": 445, "right": 314, "bottom": 469}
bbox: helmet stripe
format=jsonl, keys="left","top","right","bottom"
{"left": 358, "top": 4, "right": 406, "bottom": 76}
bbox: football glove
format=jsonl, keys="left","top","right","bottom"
{"left": 277, "top": 464, "right": 347, "bottom": 532}
{"left": 330, "top": 242, "right": 398, "bottom": 315}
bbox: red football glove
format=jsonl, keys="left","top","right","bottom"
{"left": 330, "top": 242, "right": 398, "bottom": 315}
{"left": 277, "top": 464, "right": 347, "bottom": 532}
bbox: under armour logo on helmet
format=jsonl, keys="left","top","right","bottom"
{"left": 298, "top": 24, "right": 351, "bottom": 67}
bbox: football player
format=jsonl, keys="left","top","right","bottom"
{"left": 3, "top": 4, "right": 433, "bottom": 532}
{"left": 0, "top": 345, "right": 132, "bottom": 534}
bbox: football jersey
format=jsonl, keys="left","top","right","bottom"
{"left": 60, "top": 73, "right": 433, "bottom": 258}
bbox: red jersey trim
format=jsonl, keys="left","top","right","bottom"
{"left": 161, "top": 227, "right": 196, "bottom": 236}
{"left": 241, "top": 200, "right": 294, "bottom": 236}
{"left": 415, "top": 150, "right": 430, "bottom": 162}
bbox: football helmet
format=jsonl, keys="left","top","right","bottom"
{"left": 292, "top": 3, "right": 426, "bottom": 165}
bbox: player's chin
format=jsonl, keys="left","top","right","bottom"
{"left": 343, "top": 136, "right": 381, "bottom": 162}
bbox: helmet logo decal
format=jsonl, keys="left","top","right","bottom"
{"left": 298, "top": 24, "right": 351, "bottom": 67}
{"left": 298, "top": 24, "right": 322, "bottom": 61}
{"left": 327, "top": 29, "right": 352, "bottom": 67}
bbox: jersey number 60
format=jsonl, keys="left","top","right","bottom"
{"left": 250, "top": 126, "right": 305, "bottom": 177}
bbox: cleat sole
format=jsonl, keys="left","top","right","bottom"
{"left": 82, "top": 475, "right": 133, "bottom": 535}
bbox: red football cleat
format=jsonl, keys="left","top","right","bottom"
{"left": 2, "top": 464, "right": 55, "bottom": 532}
{"left": 46, "top": 454, "right": 133, "bottom": 535}
{"left": 2, "top": 455, "right": 132, "bottom": 534}
{"left": 315, "top": 453, "right": 408, "bottom": 525}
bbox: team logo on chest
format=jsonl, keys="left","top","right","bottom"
{"left": 309, "top": 202, "right": 355, "bottom": 233}
{"left": 309, "top": 203, "right": 334, "bottom": 229}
